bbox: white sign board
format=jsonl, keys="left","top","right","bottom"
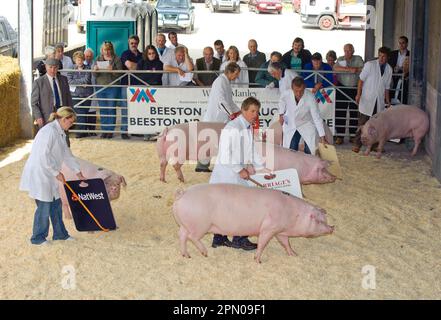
{"left": 247, "top": 169, "right": 303, "bottom": 199}
{"left": 127, "top": 87, "right": 335, "bottom": 135}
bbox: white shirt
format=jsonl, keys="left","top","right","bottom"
{"left": 279, "top": 89, "right": 325, "bottom": 154}
{"left": 210, "top": 115, "right": 264, "bottom": 186}
{"left": 20, "top": 120, "right": 80, "bottom": 202}
{"left": 220, "top": 60, "right": 249, "bottom": 88}
{"left": 214, "top": 51, "right": 227, "bottom": 63}
{"left": 359, "top": 59, "right": 393, "bottom": 116}
{"left": 46, "top": 74, "right": 63, "bottom": 107}
{"left": 203, "top": 73, "right": 240, "bottom": 123}
{"left": 157, "top": 46, "right": 175, "bottom": 85}
{"left": 163, "top": 54, "right": 194, "bottom": 86}
{"left": 279, "top": 70, "right": 298, "bottom": 95}
{"left": 397, "top": 50, "right": 408, "bottom": 68}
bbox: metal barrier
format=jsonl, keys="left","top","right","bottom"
{"left": 33, "top": 67, "right": 405, "bottom": 139}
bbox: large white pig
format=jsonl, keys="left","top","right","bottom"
{"left": 59, "top": 158, "right": 126, "bottom": 217}
{"left": 173, "top": 184, "right": 334, "bottom": 263}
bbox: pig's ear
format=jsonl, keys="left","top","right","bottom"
{"left": 368, "top": 126, "right": 377, "bottom": 137}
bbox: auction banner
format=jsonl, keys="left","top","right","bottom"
{"left": 127, "top": 87, "right": 335, "bottom": 135}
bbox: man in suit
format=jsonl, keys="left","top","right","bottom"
{"left": 389, "top": 36, "right": 410, "bottom": 104}
{"left": 32, "top": 58, "right": 73, "bottom": 128}
{"left": 193, "top": 47, "right": 221, "bottom": 86}
{"left": 243, "top": 39, "right": 266, "bottom": 87}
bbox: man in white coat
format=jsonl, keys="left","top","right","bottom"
{"left": 279, "top": 77, "right": 327, "bottom": 155}
{"left": 20, "top": 107, "right": 86, "bottom": 245}
{"left": 195, "top": 62, "right": 242, "bottom": 172}
{"left": 210, "top": 97, "right": 265, "bottom": 251}
{"left": 353, "top": 47, "right": 392, "bottom": 153}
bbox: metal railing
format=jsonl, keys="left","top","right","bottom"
{"left": 33, "top": 67, "right": 405, "bottom": 138}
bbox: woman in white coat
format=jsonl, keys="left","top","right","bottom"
{"left": 210, "top": 97, "right": 265, "bottom": 250}
{"left": 353, "top": 47, "right": 392, "bottom": 152}
{"left": 279, "top": 77, "right": 327, "bottom": 155}
{"left": 219, "top": 46, "right": 249, "bottom": 88}
{"left": 20, "top": 107, "right": 85, "bottom": 245}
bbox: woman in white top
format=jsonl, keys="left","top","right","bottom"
{"left": 220, "top": 46, "right": 249, "bottom": 88}
{"left": 20, "top": 107, "right": 85, "bottom": 245}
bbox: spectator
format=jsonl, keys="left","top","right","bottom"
{"left": 193, "top": 46, "right": 221, "bottom": 86}
{"left": 31, "top": 58, "right": 73, "bottom": 129}
{"left": 156, "top": 33, "right": 175, "bottom": 85}
{"left": 325, "top": 50, "right": 339, "bottom": 85}
{"left": 255, "top": 51, "right": 284, "bottom": 87}
{"left": 278, "top": 77, "right": 328, "bottom": 155}
{"left": 243, "top": 39, "right": 266, "bottom": 87}
{"left": 282, "top": 37, "right": 312, "bottom": 71}
{"left": 333, "top": 43, "right": 364, "bottom": 145}
{"left": 137, "top": 45, "right": 164, "bottom": 86}
{"left": 36, "top": 46, "right": 63, "bottom": 77}
{"left": 93, "top": 41, "right": 123, "bottom": 139}
{"left": 302, "top": 52, "right": 334, "bottom": 94}
{"left": 163, "top": 45, "right": 195, "bottom": 86}
{"left": 168, "top": 31, "right": 180, "bottom": 49}
{"left": 55, "top": 42, "right": 74, "bottom": 73}
{"left": 120, "top": 35, "right": 143, "bottom": 139}
{"left": 220, "top": 45, "right": 249, "bottom": 88}
{"left": 353, "top": 47, "right": 392, "bottom": 153}
{"left": 67, "top": 51, "right": 93, "bottom": 138}
{"left": 213, "top": 39, "right": 227, "bottom": 63}
{"left": 389, "top": 36, "right": 410, "bottom": 104}
{"left": 83, "top": 48, "right": 97, "bottom": 136}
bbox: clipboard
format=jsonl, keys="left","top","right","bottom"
{"left": 318, "top": 143, "right": 343, "bottom": 180}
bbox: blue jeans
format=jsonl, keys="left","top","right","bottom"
{"left": 30, "top": 198, "right": 69, "bottom": 245}
{"left": 289, "top": 131, "right": 311, "bottom": 155}
{"left": 97, "top": 87, "right": 119, "bottom": 132}
{"left": 120, "top": 88, "right": 128, "bottom": 132}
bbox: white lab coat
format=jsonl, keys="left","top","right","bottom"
{"left": 279, "top": 89, "right": 325, "bottom": 154}
{"left": 203, "top": 73, "right": 240, "bottom": 123}
{"left": 279, "top": 70, "right": 298, "bottom": 95}
{"left": 19, "top": 120, "right": 80, "bottom": 202}
{"left": 210, "top": 115, "right": 265, "bottom": 186}
{"left": 359, "top": 59, "right": 392, "bottom": 116}
{"left": 220, "top": 60, "right": 249, "bottom": 88}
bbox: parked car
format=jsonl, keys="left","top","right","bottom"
{"left": 292, "top": 0, "right": 301, "bottom": 13}
{"left": 248, "top": 0, "right": 282, "bottom": 14}
{"left": 0, "top": 16, "right": 18, "bottom": 58}
{"left": 209, "top": 0, "right": 241, "bottom": 13}
{"left": 156, "top": 0, "right": 195, "bottom": 33}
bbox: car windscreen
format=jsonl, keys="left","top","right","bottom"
{"left": 157, "top": 0, "right": 189, "bottom": 9}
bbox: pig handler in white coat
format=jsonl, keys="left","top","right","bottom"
{"left": 209, "top": 97, "right": 266, "bottom": 251}
{"left": 353, "top": 47, "right": 392, "bottom": 153}
{"left": 20, "top": 107, "right": 86, "bottom": 245}
{"left": 195, "top": 62, "right": 242, "bottom": 172}
{"left": 279, "top": 76, "right": 328, "bottom": 155}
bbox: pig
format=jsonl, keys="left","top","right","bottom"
{"left": 59, "top": 158, "right": 127, "bottom": 217}
{"left": 173, "top": 184, "right": 334, "bottom": 263}
{"left": 156, "top": 122, "right": 225, "bottom": 182}
{"left": 360, "top": 105, "right": 430, "bottom": 158}
{"left": 256, "top": 142, "right": 336, "bottom": 185}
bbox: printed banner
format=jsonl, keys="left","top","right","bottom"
{"left": 127, "top": 87, "right": 335, "bottom": 135}
{"left": 248, "top": 169, "right": 303, "bottom": 199}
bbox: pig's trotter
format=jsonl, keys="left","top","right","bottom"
{"left": 179, "top": 227, "right": 191, "bottom": 258}
{"left": 412, "top": 138, "right": 421, "bottom": 156}
{"left": 160, "top": 160, "right": 167, "bottom": 182}
{"left": 173, "top": 163, "right": 185, "bottom": 183}
{"left": 188, "top": 234, "right": 208, "bottom": 257}
{"left": 276, "top": 235, "right": 297, "bottom": 256}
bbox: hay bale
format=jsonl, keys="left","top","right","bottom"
{"left": 0, "top": 56, "right": 20, "bottom": 148}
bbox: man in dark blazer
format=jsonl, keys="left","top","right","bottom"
{"left": 193, "top": 47, "right": 221, "bottom": 87}
{"left": 31, "top": 58, "right": 73, "bottom": 128}
{"left": 243, "top": 39, "right": 266, "bottom": 87}
{"left": 389, "top": 36, "right": 410, "bottom": 104}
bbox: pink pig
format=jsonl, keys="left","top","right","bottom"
{"left": 59, "top": 158, "right": 126, "bottom": 217}
{"left": 173, "top": 183, "right": 334, "bottom": 263}
{"left": 360, "top": 105, "right": 429, "bottom": 158}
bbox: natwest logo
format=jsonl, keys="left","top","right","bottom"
{"left": 130, "top": 88, "right": 157, "bottom": 103}
{"left": 72, "top": 192, "right": 105, "bottom": 202}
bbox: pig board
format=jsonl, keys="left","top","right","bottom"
{"left": 248, "top": 169, "right": 303, "bottom": 198}
{"left": 64, "top": 178, "right": 117, "bottom": 232}
{"left": 318, "top": 143, "right": 343, "bottom": 179}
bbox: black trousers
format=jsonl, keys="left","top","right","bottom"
{"left": 335, "top": 86, "right": 358, "bottom": 136}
